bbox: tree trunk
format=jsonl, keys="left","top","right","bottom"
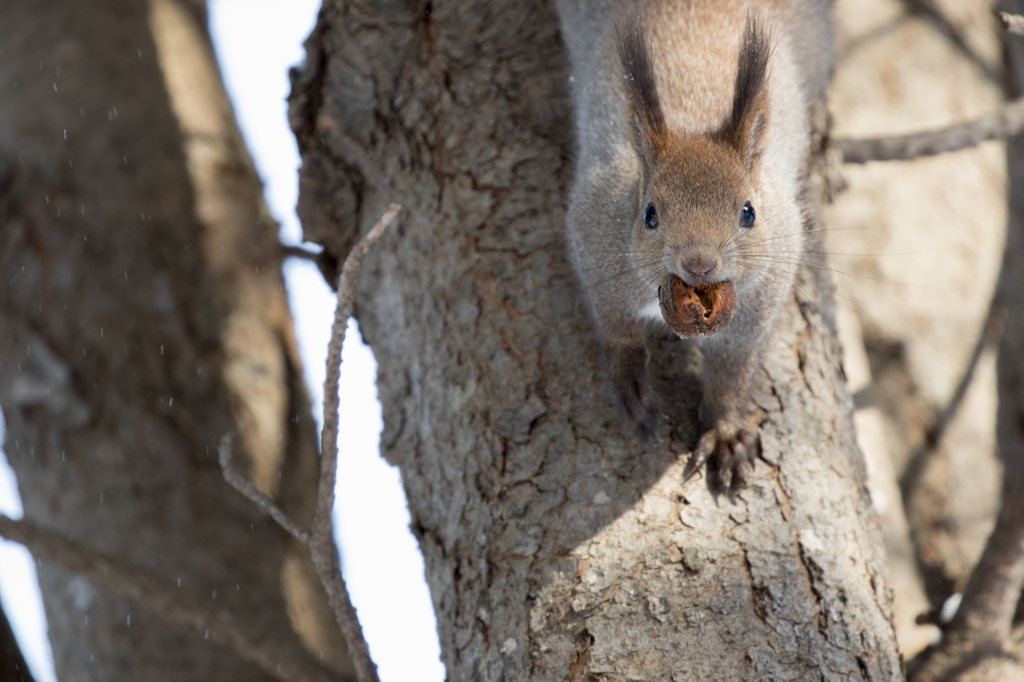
{"left": 291, "top": 0, "right": 903, "bottom": 679}
{"left": 0, "top": 0, "right": 353, "bottom": 679}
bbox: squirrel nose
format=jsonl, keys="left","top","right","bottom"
{"left": 672, "top": 251, "right": 720, "bottom": 284}
{"left": 681, "top": 257, "right": 717, "bottom": 281}
{"left": 684, "top": 263, "right": 713, "bottom": 278}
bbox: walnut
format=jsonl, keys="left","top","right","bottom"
{"left": 657, "top": 277, "right": 737, "bottom": 338}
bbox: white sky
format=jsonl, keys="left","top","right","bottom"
{"left": 0, "top": 2, "right": 443, "bottom": 680}
{"left": 0, "top": 409, "right": 56, "bottom": 682}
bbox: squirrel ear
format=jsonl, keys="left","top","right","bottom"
{"left": 618, "top": 15, "right": 667, "bottom": 177}
{"left": 719, "top": 18, "right": 771, "bottom": 177}
{"left": 626, "top": 111, "right": 659, "bottom": 182}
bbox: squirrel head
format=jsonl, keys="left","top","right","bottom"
{"left": 617, "top": 16, "right": 771, "bottom": 289}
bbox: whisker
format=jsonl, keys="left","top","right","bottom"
{"left": 738, "top": 261, "right": 847, "bottom": 316}
{"left": 735, "top": 254, "right": 944, "bottom": 288}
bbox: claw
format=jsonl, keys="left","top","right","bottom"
{"left": 728, "top": 456, "right": 752, "bottom": 496}
{"left": 685, "top": 423, "right": 759, "bottom": 494}
{"left": 685, "top": 429, "right": 717, "bottom": 480}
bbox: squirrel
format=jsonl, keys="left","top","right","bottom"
{"left": 555, "top": 0, "right": 834, "bottom": 490}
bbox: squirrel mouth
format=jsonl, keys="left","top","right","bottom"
{"left": 657, "top": 277, "right": 738, "bottom": 338}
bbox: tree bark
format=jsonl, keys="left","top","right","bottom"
{"left": 291, "top": 0, "right": 903, "bottom": 679}
{"left": 0, "top": 0, "right": 353, "bottom": 679}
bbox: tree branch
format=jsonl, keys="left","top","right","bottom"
{"left": 909, "top": 476, "right": 1024, "bottom": 681}
{"left": 899, "top": 0, "right": 1001, "bottom": 86}
{"left": 899, "top": 300, "right": 1004, "bottom": 502}
{"left": 0, "top": 517, "right": 339, "bottom": 682}
{"left": 834, "top": 96, "right": 1024, "bottom": 163}
{"left": 835, "top": 13, "right": 1024, "bottom": 164}
{"left": 218, "top": 204, "right": 399, "bottom": 682}
{"left": 281, "top": 246, "right": 341, "bottom": 292}
{"left": 219, "top": 433, "right": 311, "bottom": 543}
{"left": 310, "top": 203, "right": 400, "bottom": 682}
{"left": 949, "top": 478, "right": 1024, "bottom": 645}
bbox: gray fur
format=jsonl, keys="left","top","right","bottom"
{"left": 555, "top": 0, "right": 834, "bottom": 484}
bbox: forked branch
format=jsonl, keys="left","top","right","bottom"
{"left": 219, "top": 433, "right": 310, "bottom": 543}
{"left": 309, "top": 203, "right": 399, "bottom": 682}
{"left": 220, "top": 204, "right": 400, "bottom": 682}
{"left": 909, "top": 478, "right": 1024, "bottom": 681}
{"left": 835, "top": 13, "right": 1024, "bottom": 164}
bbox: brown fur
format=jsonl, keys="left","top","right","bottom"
{"left": 555, "top": 0, "right": 834, "bottom": 488}
{"left": 716, "top": 19, "right": 771, "bottom": 178}
{"left": 618, "top": 16, "right": 668, "bottom": 170}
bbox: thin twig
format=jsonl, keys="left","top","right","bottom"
{"left": 281, "top": 246, "right": 340, "bottom": 291}
{"left": 899, "top": 300, "right": 1004, "bottom": 501}
{"left": 0, "top": 516, "right": 338, "bottom": 682}
{"left": 1001, "top": 12, "right": 1024, "bottom": 36}
{"left": 835, "top": 96, "right": 1024, "bottom": 163}
{"left": 899, "top": 0, "right": 1002, "bottom": 86}
{"left": 312, "top": 204, "right": 400, "bottom": 682}
{"left": 219, "top": 433, "right": 310, "bottom": 543}
{"left": 828, "top": 9, "right": 1024, "bottom": 164}
{"left": 217, "top": 205, "right": 398, "bottom": 682}
{"left": 281, "top": 245, "right": 323, "bottom": 262}
{"left": 217, "top": 205, "right": 398, "bottom": 681}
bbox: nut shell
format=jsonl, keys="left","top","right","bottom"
{"left": 658, "top": 277, "right": 738, "bottom": 338}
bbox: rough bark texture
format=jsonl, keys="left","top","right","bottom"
{"left": 291, "top": 0, "right": 902, "bottom": 679}
{"left": 0, "top": 0, "right": 353, "bottom": 679}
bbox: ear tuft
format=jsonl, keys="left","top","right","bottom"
{"left": 719, "top": 17, "right": 771, "bottom": 173}
{"left": 617, "top": 15, "right": 666, "bottom": 167}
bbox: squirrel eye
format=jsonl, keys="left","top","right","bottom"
{"left": 643, "top": 202, "right": 659, "bottom": 230}
{"left": 740, "top": 201, "right": 756, "bottom": 228}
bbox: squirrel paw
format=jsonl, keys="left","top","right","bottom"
{"left": 685, "top": 423, "right": 759, "bottom": 494}
{"left": 605, "top": 346, "right": 661, "bottom": 440}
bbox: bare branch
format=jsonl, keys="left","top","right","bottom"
{"left": 311, "top": 204, "right": 400, "bottom": 682}
{"left": 281, "top": 246, "right": 340, "bottom": 291}
{"left": 949, "top": 478, "right": 1024, "bottom": 644}
{"left": 216, "top": 205, "right": 397, "bottom": 681}
{"left": 900, "top": 301, "right": 1004, "bottom": 501}
{"left": 833, "top": 11, "right": 1024, "bottom": 165}
{"left": 219, "top": 433, "right": 310, "bottom": 543}
{"left": 281, "top": 245, "right": 323, "bottom": 262}
{"left": 835, "top": 96, "right": 1024, "bottom": 163}
{"left": 909, "top": 477, "right": 1024, "bottom": 681}
{"left": 1001, "top": 12, "right": 1024, "bottom": 36}
{"left": 0, "top": 516, "right": 340, "bottom": 682}
{"left": 899, "top": 0, "right": 1001, "bottom": 86}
